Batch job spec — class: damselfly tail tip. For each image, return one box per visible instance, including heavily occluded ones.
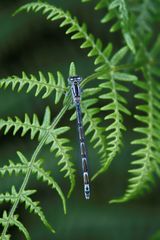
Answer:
[84,184,90,200]
[85,193,90,200]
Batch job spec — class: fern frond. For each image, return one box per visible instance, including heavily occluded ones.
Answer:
[0,150,68,237]
[18,151,67,213]
[82,99,106,156]
[0,186,55,233]
[111,69,160,203]
[16,2,139,178]
[0,93,74,236]
[22,191,55,234]
[48,127,75,197]
[93,47,137,179]
[0,106,51,139]
[132,0,158,36]
[0,186,55,234]
[0,234,10,240]
[0,151,66,213]
[0,211,31,240]
[82,0,135,53]
[15,1,112,68]
[0,71,66,103]
[0,106,75,195]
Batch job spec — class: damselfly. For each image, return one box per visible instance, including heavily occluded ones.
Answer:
[68,76,90,200]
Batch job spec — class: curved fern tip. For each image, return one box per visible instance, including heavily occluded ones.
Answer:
[91,173,98,182]
[63,206,67,215]
[109,197,128,204]
[69,62,77,76]
[13,4,25,17]
[50,228,56,234]
[91,166,109,181]
[67,183,75,199]
[109,199,121,204]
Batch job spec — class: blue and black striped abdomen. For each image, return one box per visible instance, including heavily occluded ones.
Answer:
[76,104,90,200]
[69,76,90,200]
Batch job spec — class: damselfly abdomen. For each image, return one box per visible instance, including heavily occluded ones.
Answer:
[68,76,90,200]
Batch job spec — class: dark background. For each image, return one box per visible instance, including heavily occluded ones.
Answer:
[0,0,160,239]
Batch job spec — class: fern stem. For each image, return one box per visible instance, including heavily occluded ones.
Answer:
[1,95,71,237]
[81,72,103,87]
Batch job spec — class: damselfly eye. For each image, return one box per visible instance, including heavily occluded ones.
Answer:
[68,77,74,82]
[68,76,82,82]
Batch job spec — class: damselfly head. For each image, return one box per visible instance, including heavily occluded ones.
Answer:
[68,76,82,84]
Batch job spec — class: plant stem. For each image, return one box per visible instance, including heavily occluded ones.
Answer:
[1,94,71,237]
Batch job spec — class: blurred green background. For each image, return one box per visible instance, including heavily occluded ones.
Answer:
[0,0,160,239]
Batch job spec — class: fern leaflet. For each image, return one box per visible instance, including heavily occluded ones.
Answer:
[0,71,67,103]
[81,0,135,53]
[14,1,112,69]
[111,68,160,203]
[131,0,159,37]
[0,186,55,234]
[0,211,31,240]
[0,106,75,195]
[93,47,137,179]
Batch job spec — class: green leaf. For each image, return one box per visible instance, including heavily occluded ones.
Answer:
[111,71,160,203]
[69,62,77,76]
[113,72,137,81]
[111,46,128,65]
[0,211,31,240]
[0,107,75,199]
[15,2,111,68]
[0,187,55,234]
[83,0,135,53]
[0,71,67,103]
[92,67,133,179]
